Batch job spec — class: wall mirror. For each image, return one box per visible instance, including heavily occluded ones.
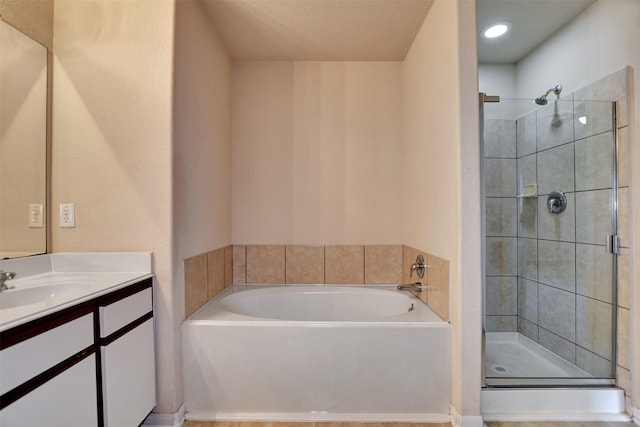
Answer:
[0,17,47,259]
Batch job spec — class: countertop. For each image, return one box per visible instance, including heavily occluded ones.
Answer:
[0,253,152,332]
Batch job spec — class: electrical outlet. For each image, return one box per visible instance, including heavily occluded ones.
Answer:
[29,204,44,228]
[59,203,75,228]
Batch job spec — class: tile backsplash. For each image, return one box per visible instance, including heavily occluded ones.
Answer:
[235,244,404,286]
[185,244,450,321]
[184,245,233,318]
[324,245,365,284]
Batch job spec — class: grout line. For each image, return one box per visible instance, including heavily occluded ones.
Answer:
[362,245,366,284]
[323,245,326,284]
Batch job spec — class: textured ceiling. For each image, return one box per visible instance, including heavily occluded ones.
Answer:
[477,0,595,63]
[201,0,434,61]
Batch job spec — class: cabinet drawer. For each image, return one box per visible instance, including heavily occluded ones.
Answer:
[0,314,93,395]
[99,287,152,338]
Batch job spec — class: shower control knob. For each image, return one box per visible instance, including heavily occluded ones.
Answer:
[547,191,567,214]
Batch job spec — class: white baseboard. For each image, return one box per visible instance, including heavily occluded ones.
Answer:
[187,411,450,423]
[141,404,185,427]
[450,405,484,427]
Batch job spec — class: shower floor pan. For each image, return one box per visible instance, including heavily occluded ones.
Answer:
[485,332,591,379]
[483,332,627,422]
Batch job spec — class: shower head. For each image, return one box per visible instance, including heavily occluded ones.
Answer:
[534,84,562,105]
[534,96,548,105]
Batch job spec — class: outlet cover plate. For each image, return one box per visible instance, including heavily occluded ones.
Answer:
[60,203,75,228]
[29,203,44,228]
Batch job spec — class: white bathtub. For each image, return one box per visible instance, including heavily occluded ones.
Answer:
[182,285,451,423]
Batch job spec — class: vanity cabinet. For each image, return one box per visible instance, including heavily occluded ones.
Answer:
[99,285,155,427]
[0,278,155,427]
[0,311,98,427]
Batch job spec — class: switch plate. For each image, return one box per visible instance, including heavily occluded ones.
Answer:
[29,204,44,228]
[60,203,75,228]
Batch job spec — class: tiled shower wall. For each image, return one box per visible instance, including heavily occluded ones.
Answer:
[484,67,632,381]
[185,244,450,321]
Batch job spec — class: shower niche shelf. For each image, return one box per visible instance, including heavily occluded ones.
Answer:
[516,183,538,198]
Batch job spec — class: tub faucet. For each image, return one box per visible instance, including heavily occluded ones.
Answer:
[397,282,423,293]
[0,270,16,292]
[410,254,427,279]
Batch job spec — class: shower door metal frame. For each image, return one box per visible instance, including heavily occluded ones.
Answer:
[480,96,619,388]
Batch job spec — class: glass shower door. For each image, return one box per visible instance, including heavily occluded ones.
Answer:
[482,96,618,386]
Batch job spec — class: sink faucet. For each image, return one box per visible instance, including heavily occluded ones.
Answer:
[0,270,16,292]
[397,282,423,293]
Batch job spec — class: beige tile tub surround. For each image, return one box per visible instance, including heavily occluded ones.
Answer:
[403,245,450,321]
[426,253,450,321]
[286,245,325,284]
[184,253,208,318]
[246,245,286,283]
[224,246,233,287]
[325,245,365,284]
[364,245,403,284]
[207,248,226,300]
[233,245,247,284]
[184,245,233,318]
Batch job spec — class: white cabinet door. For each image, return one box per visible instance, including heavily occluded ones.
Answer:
[0,355,98,427]
[0,314,93,394]
[102,319,155,427]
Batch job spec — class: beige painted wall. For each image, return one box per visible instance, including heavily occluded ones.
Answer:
[231,61,404,245]
[51,0,177,413]
[403,0,481,418]
[172,0,232,403]
[456,0,482,417]
[174,1,231,260]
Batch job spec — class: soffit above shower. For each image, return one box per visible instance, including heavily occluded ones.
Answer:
[477,0,595,64]
[200,0,434,61]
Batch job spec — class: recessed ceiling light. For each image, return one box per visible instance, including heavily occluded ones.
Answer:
[483,21,512,39]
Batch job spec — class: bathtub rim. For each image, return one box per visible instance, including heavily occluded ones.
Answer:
[184,283,447,325]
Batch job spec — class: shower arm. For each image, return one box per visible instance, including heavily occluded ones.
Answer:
[543,85,562,98]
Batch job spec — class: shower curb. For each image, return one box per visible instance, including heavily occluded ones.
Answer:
[481,388,629,422]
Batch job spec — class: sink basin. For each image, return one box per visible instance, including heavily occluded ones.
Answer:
[0,283,94,309]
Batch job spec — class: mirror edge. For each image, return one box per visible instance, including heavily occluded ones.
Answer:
[0,1,53,259]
